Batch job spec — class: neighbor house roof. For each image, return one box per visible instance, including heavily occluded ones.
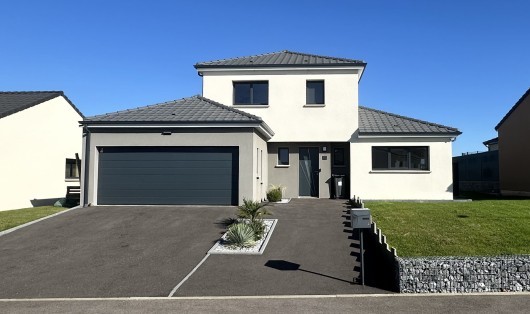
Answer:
[0,91,84,119]
[495,87,530,130]
[82,95,273,135]
[483,137,498,146]
[194,50,366,69]
[359,106,461,136]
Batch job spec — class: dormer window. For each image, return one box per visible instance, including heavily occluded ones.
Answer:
[233,81,268,105]
[306,80,325,105]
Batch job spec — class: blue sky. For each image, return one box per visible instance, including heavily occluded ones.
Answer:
[1,0,529,156]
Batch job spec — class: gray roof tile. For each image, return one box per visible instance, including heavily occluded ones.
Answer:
[83,95,263,124]
[0,91,83,119]
[359,106,461,135]
[195,50,366,68]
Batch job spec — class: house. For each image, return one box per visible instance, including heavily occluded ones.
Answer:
[495,87,530,196]
[0,91,84,211]
[483,137,498,151]
[80,51,461,206]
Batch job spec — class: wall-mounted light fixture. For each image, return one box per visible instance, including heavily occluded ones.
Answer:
[322,146,327,152]
[162,131,172,136]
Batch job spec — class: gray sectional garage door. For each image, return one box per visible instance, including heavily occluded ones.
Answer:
[97,147,238,205]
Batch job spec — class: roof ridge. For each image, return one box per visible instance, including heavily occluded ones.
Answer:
[0,91,63,94]
[282,50,364,63]
[196,95,262,121]
[195,51,282,66]
[359,105,460,132]
[495,86,530,130]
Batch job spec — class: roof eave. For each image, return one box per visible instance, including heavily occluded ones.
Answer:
[358,132,461,138]
[194,63,367,70]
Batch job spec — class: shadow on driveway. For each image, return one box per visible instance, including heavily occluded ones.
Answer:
[173,199,390,296]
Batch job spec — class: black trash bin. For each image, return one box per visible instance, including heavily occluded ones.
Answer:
[332,174,346,199]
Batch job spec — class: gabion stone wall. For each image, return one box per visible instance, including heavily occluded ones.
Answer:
[398,256,530,293]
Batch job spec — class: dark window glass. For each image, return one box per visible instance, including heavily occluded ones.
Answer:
[65,158,80,179]
[372,147,389,170]
[234,81,268,105]
[371,147,429,170]
[333,148,345,166]
[278,147,289,165]
[306,80,324,104]
[389,148,409,169]
[234,83,251,104]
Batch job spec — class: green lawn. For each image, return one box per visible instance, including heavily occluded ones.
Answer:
[366,198,530,257]
[0,206,67,232]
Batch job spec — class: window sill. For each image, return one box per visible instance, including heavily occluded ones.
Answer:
[275,165,290,168]
[303,104,325,108]
[65,178,80,182]
[233,105,269,108]
[369,170,431,174]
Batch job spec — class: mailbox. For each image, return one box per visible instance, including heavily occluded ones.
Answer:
[351,208,371,229]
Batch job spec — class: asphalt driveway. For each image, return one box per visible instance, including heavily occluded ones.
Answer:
[173,199,387,296]
[0,199,388,298]
[0,205,233,298]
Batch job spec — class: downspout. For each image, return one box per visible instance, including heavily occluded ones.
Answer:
[82,125,91,207]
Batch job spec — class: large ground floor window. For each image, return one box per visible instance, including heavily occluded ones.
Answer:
[372,146,429,170]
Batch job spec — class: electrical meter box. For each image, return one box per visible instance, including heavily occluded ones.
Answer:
[351,208,371,229]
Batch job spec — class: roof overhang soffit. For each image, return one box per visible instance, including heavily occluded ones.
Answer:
[81,122,275,140]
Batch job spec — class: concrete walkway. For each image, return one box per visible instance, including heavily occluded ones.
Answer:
[174,199,386,296]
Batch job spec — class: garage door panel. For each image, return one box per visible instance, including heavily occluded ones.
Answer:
[99,160,233,169]
[99,167,234,176]
[100,152,233,162]
[98,176,234,191]
[97,147,238,205]
[98,188,232,198]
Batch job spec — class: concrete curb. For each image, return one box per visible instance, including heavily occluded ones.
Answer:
[0,205,82,238]
[0,291,529,302]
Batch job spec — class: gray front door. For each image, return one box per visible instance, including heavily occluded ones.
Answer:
[97,146,238,205]
[299,147,319,197]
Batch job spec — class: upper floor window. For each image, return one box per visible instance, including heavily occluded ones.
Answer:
[306,80,324,104]
[233,81,268,105]
[372,146,429,170]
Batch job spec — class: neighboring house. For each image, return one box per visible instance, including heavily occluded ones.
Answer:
[483,137,498,151]
[495,87,530,196]
[452,150,499,196]
[80,51,461,206]
[0,91,84,211]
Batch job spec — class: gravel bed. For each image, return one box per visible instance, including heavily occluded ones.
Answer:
[209,219,277,255]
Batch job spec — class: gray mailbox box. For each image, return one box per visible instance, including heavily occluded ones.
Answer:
[351,208,371,229]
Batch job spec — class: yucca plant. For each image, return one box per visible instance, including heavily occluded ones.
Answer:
[237,199,271,222]
[225,223,256,248]
[248,220,266,240]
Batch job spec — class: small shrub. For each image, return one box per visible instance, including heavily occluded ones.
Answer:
[226,223,256,248]
[267,187,282,202]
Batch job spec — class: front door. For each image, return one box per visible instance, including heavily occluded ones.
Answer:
[299,147,319,197]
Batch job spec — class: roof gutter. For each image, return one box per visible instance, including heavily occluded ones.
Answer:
[81,122,275,140]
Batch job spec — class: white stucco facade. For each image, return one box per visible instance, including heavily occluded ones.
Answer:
[0,96,83,211]
[350,138,455,200]
[201,68,361,142]
[197,62,459,201]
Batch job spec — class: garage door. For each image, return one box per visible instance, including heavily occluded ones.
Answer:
[97,147,238,205]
